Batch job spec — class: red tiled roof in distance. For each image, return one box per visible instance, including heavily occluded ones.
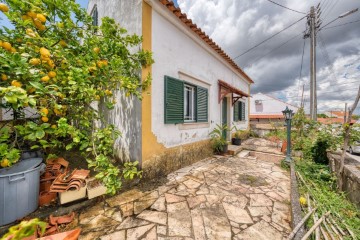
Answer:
[158,0,254,84]
[250,114,284,119]
[317,118,356,125]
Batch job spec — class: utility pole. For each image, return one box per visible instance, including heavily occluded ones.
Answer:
[309,6,317,121]
[300,84,305,108]
[344,103,348,123]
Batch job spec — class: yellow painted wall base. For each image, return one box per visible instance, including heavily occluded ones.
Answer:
[142,140,213,179]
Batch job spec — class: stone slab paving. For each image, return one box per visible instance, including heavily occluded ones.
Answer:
[76,155,291,240]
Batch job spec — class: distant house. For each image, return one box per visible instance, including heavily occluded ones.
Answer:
[87,0,254,178]
[250,93,298,125]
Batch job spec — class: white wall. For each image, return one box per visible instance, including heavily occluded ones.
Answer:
[250,93,298,115]
[151,8,250,148]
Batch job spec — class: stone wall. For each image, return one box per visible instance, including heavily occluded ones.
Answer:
[327,152,360,207]
[142,140,213,179]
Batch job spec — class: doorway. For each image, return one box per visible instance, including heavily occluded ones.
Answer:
[222,97,228,138]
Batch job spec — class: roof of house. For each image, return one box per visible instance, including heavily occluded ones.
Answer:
[159,0,254,84]
[250,114,284,119]
[317,118,356,125]
[326,111,346,117]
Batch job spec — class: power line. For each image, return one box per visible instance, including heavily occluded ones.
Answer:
[265,0,307,14]
[322,19,360,30]
[244,32,303,68]
[233,15,307,60]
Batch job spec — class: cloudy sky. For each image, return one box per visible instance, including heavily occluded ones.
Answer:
[175,0,360,113]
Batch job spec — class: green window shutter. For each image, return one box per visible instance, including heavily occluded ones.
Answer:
[164,76,184,124]
[233,101,239,121]
[196,86,208,122]
[241,101,246,121]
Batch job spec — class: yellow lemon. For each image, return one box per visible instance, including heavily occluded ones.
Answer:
[41,75,50,82]
[33,19,45,31]
[105,89,112,96]
[27,87,36,93]
[36,13,46,23]
[40,47,50,57]
[26,11,37,18]
[93,47,100,54]
[26,28,36,37]
[41,116,49,122]
[10,47,16,53]
[40,108,49,115]
[299,197,307,206]
[51,125,57,129]
[0,3,9,12]
[2,42,12,51]
[22,15,32,21]
[59,40,67,47]
[1,159,9,168]
[1,74,8,81]
[48,71,56,78]
[29,58,41,66]
[11,80,21,87]
[53,108,61,116]
[95,95,100,100]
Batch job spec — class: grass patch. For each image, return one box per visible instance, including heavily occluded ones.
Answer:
[296,159,360,239]
[237,174,268,187]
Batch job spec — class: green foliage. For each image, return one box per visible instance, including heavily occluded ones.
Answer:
[317,113,328,118]
[0,0,151,193]
[123,161,142,180]
[1,218,47,240]
[296,159,360,238]
[210,124,228,153]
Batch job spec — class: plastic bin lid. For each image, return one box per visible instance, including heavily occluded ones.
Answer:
[0,158,42,176]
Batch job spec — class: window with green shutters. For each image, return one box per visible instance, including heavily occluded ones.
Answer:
[233,100,246,121]
[164,75,208,124]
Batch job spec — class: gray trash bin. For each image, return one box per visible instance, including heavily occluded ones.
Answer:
[0,158,44,226]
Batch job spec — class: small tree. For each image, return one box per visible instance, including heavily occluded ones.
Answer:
[0,0,153,194]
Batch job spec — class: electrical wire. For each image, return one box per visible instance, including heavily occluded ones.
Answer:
[321,0,339,23]
[322,19,360,30]
[265,0,307,14]
[233,15,307,60]
[243,32,303,68]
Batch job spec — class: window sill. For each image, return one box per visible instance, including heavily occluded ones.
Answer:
[178,122,210,130]
[233,120,247,123]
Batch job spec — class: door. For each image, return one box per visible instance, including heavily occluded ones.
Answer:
[222,98,228,138]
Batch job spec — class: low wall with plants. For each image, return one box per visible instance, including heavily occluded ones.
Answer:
[327,152,360,207]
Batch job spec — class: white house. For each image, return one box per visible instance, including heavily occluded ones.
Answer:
[87,0,254,177]
[250,93,298,125]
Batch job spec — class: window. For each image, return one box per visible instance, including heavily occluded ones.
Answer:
[91,5,98,26]
[164,76,208,124]
[184,85,195,121]
[233,100,246,121]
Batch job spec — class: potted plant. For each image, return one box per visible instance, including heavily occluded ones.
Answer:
[210,124,229,154]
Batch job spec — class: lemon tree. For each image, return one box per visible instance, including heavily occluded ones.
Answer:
[0,0,153,194]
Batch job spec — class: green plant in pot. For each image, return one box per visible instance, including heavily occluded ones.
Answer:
[210,124,229,154]
[231,126,249,146]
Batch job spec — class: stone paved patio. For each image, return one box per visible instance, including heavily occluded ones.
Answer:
[76,154,291,240]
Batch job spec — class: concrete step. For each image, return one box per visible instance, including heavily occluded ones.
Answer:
[237,150,250,158]
[227,145,243,156]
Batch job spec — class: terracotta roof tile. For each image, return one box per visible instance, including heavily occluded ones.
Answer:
[250,114,284,119]
[317,118,356,124]
[159,0,254,84]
